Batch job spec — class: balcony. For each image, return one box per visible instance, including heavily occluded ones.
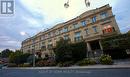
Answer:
[102,27,119,37]
[41,46,46,50]
[102,27,115,34]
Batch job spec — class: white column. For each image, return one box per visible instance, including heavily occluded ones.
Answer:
[99,40,103,50]
[86,42,92,58]
[99,40,103,54]
[87,42,91,51]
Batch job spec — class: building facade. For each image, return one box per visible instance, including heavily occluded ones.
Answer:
[21,4,120,58]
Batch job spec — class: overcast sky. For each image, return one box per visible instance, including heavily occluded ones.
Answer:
[0,0,130,51]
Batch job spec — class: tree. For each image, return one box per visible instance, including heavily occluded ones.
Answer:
[54,38,72,62]
[127,30,130,34]
[54,38,87,63]
[1,49,13,58]
[71,41,87,61]
[0,52,1,58]
[9,50,22,64]
[101,33,130,49]
[9,50,31,65]
[101,33,130,59]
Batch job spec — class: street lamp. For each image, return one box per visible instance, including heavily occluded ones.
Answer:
[20,31,36,67]
[64,0,69,8]
[64,0,90,8]
[85,0,90,7]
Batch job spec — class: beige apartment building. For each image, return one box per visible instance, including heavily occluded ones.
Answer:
[21,4,120,58]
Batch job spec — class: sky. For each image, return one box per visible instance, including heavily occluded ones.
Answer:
[0,0,130,51]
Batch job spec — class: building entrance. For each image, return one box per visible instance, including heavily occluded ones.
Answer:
[87,40,103,58]
[90,40,101,50]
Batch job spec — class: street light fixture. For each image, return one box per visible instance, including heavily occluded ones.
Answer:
[20,31,36,67]
[64,0,69,8]
[85,0,90,7]
[64,0,90,8]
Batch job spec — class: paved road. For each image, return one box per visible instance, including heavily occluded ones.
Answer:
[0,68,130,77]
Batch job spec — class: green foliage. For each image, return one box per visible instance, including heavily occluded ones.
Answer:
[101,33,130,59]
[18,63,31,67]
[99,55,113,65]
[54,38,73,62]
[36,59,56,67]
[9,51,22,64]
[0,52,1,58]
[8,63,17,67]
[54,39,87,63]
[76,58,96,66]
[9,50,31,65]
[57,61,74,67]
[101,34,130,49]
[1,49,14,58]
[127,30,130,34]
[103,48,128,59]
[71,42,87,61]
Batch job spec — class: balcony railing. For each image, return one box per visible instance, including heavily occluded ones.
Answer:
[102,27,115,34]
[41,46,46,50]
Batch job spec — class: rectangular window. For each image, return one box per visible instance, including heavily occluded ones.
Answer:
[85,29,89,35]
[63,27,68,32]
[50,32,53,37]
[64,35,69,40]
[75,31,81,37]
[81,20,87,26]
[48,33,51,37]
[42,42,45,45]
[52,31,55,36]
[48,44,53,49]
[75,31,82,42]
[56,30,59,35]
[92,16,96,23]
[45,35,48,39]
[73,23,80,29]
[92,26,98,33]
[41,45,46,49]
[59,29,63,34]
[41,35,45,40]
[100,12,108,19]
[48,40,52,44]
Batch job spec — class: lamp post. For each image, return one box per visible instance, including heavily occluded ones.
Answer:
[20,32,35,67]
[64,0,90,8]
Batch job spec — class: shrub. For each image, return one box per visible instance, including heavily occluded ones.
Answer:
[99,55,113,65]
[54,39,87,63]
[57,62,63,67]
[8,63,17,67]
[36,59,56,67]
[103,48,128,59]
[57,61,74,67]
[18,63,31,67]
[36,60,44,67]
[76,58,96,66]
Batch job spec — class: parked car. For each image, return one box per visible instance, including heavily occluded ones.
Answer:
[0,64,7,69]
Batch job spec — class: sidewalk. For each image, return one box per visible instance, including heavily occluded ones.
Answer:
[5,64,130,70]
[4,59,130,69]
[114,58,130,65]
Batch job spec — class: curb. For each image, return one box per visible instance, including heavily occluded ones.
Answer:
[3,65,130,70]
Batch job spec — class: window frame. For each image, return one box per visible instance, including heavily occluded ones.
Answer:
[92,26,98,33]
[92,16,96,23]
[81,20,87,26]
